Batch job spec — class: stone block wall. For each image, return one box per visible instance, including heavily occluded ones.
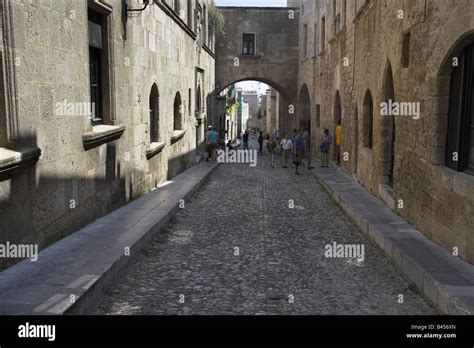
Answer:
[295,0,474,264]
[0,0,215,268]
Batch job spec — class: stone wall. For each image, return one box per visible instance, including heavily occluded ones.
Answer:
[0,0,215,268]
[215,6,299,137]
[295,0,474,264]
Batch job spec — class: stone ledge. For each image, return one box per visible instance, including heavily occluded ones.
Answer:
[0,161,218,314]
[311,158,474,315]
[146,142,166,160]
[82,125,126,150]
[171,130,186,144]
[0,146,41,181]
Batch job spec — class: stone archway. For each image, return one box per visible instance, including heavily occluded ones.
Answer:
[380,61,396,187]
[218,78,295,136]
[333,91,342,160]
[298,84,311,130]
[352,102,359,174]
[215,7,299,137]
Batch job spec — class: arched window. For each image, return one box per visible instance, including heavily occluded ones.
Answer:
[381,62,396,187]
[334,90,341,126]
[149,84,159,143]
[363,90,374,150]
[174,92,183,131]
[446,41,474,174]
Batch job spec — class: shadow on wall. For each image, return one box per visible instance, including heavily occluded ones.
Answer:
[0,133,130,271]
[0,130,209,271]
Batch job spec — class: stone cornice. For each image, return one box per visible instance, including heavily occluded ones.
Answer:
[82,125,126,150]
[0,146,41,181]
[146,142,166,160]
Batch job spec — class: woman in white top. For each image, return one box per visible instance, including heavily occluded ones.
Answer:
[280,134,293,168]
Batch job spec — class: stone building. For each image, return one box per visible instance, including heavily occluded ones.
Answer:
[0,0,216,267]
[215,6,299,137]
[242,90,258,118]
[293,0,474,264]
[265,87,278,133]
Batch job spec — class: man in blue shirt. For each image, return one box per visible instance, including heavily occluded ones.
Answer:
[293,129,305,175]
[208,127,219,161]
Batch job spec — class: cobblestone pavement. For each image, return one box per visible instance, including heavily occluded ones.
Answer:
[94,137,436,315]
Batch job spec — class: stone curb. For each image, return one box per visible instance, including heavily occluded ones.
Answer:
[310,159,474,315]
[0,161,218,315]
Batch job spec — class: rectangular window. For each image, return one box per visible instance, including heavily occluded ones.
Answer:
[335,13,341,34]
[303,24,308,58]
[342,0,346,30]
[314,23,318,56]
[446,43,474,174]
[88,9,103,123]
[401,32,410,68]
[88,1,113,125]
[188,88,192,117]
[321,17,326,53]
[174,0,180,14]
[203,5,207,46]
[187,0,192,27]
[242,34,255,55]
[316,104,321,128]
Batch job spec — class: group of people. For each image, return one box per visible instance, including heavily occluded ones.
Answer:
[261,128,313,175]
[206,123,343,173]
[258,123,342,174]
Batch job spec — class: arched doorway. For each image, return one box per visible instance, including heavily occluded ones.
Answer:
[362,90,374,150]
[217,78,294,137]
[333,91,342,160]
[298,84,311,130]
[352,102,359,174]
[381,61,396,187]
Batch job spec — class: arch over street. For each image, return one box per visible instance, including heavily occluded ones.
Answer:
[215,6,300,134]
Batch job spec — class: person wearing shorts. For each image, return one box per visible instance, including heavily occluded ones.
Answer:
[208,127,219,161]
[293,129,305,175]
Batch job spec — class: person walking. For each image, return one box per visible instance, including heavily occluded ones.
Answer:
[280,133,293,168]
[266,136,277,168]
[335,121,342,165]
[293,129,305,175]
[205,125,212,162]
[320,129,333,167]
[219,129,226,150]
[302,128,314,170]
[258,131,264,154]
[208,127,219,161]
[243,131,249,151]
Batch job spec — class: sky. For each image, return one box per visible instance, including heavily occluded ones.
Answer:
[237,81,270,96]
[215,0,287,7]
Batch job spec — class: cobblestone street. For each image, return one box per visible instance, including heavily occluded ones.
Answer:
[94,138,436,315]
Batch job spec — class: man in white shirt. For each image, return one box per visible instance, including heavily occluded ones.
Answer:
[280,133,293,168]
